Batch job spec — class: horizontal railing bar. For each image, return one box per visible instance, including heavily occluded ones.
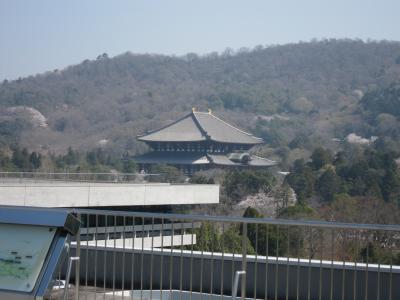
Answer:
[71,244,400,272]
[0,183,182,186]
[0,171,160,176]
[0,183,217,187]
[72,208,400,232]
[80,222,201,234]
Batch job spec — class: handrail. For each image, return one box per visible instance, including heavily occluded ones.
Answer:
[0,171,185,184]
[0,171,158,176]
[80,222,201,234]
[67,209,400,299]
[71,208,400,231]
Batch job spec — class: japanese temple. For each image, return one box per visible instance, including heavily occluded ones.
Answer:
[134,109,276,174]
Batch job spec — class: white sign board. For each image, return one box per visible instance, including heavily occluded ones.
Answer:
[0,223,55,292]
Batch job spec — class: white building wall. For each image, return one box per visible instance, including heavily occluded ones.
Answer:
[0,182,219,207]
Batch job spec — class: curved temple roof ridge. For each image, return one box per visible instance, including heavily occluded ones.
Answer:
[193,111,257,137]
[138,110,263,144]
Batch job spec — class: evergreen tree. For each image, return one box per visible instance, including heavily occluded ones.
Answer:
[242,207,287,256]
[311,147,333,170]
[316,169,341,201]
[64,147,79,165]
[381,169,400,204]
[29,152,41,169]
[286,159,315,203]
[86,151,98,166]
[12,147,30,170]
[223,170,275,201]
[122,156,137,173]
[147,164,183,183]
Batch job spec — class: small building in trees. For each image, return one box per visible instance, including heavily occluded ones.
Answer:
[134,109,276,174]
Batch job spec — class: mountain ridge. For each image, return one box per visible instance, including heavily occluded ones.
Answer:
[1,39,400,162]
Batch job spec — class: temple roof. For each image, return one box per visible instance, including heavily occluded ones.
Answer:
[133,152,277,167]
[138,110,263,144]
[207,154,277,167]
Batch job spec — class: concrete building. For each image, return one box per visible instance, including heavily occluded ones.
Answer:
[0,179,219,208]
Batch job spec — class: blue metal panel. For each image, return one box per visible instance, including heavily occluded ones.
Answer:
[0,206,80,234]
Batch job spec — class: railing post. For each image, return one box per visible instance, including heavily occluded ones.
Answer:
[241,222,247,300]
[232,271,246,300]
[75,213,81,299]
[64,256,80,300]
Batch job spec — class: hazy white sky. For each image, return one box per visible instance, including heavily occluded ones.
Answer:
[1,0,399,80]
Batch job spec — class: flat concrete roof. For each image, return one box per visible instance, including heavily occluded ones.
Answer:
[0,181,219,208]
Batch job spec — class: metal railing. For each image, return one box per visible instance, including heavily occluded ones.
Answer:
[0,171,185,184]
[51,209,400,300]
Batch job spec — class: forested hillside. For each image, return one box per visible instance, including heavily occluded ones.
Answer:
[1,39,400,165]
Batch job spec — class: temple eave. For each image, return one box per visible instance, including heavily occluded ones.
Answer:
[133,152,277,168]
